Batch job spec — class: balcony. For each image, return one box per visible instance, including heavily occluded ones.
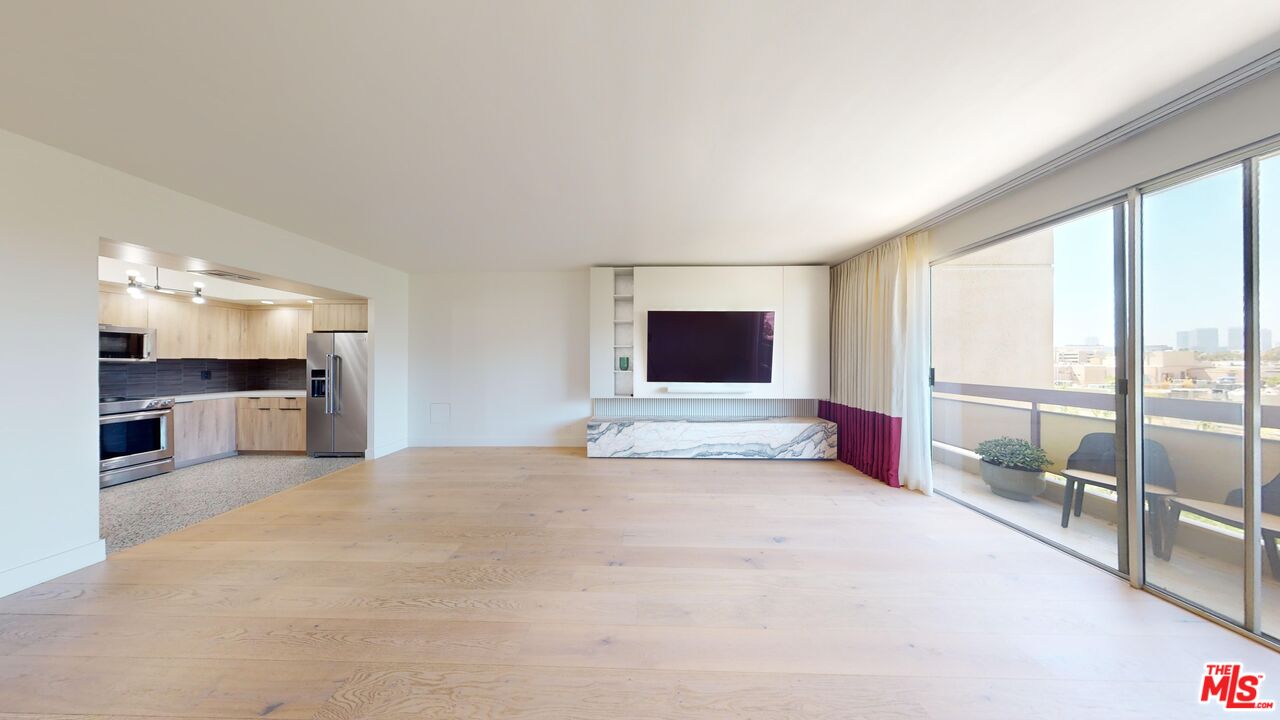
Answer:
[933,381,1280,635]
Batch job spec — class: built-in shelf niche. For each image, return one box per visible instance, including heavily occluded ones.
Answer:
[612,268,634,396]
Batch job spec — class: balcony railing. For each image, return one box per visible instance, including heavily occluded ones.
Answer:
[932,381,1275,446]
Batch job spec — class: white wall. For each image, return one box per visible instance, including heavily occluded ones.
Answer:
[930,70,1280,258]
[0,128,410,597]
[409,271,590,446]
[630,266,830,399]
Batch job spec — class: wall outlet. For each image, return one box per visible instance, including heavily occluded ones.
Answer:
[200,370,211,380]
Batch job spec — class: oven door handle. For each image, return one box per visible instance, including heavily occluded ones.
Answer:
[99,409,172,425]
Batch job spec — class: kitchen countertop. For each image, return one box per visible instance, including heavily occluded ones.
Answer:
[173,389,306,403]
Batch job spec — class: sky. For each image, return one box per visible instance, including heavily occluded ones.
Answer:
[1052,157,1280,349]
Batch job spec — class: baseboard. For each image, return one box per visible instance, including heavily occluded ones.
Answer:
[372,438,409,458]
[0,539,105,599]
[410,434,584,448]
[174,450,238,469]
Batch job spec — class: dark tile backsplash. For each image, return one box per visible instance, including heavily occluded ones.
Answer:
[99,359,305,399]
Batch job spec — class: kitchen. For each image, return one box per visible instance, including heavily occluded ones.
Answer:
[97,255,370,551]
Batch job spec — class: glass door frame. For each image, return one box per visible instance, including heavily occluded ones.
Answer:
[928,195,1131,578]
[931,130,1280,650]
[1130,141,1275,641]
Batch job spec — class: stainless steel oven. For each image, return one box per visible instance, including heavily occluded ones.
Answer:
[99,324,156,363]
[99,396,174,487]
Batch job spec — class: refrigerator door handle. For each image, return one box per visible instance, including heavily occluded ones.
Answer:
[325,353,335,414]
[333,354,342,415]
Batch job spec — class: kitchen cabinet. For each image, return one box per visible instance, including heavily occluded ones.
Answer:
[196,305,246,359]
[98,290,149,327]
[236,396,306,451]
[173,398,237,467]
[154,297,246,360]
[148,295,201,359]
[100,287,310,360]
[243,307,311,359]
[311,302,368,332]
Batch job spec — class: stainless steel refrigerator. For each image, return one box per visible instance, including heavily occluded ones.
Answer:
[307,332,368,456]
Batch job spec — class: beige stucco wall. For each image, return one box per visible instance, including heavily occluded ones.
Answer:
[931,228,1055,389]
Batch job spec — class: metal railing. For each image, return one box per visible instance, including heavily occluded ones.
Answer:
[932,381,1274,445]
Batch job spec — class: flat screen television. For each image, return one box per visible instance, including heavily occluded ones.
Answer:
[647,310,774,383]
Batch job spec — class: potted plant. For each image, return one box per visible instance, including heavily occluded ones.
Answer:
[974,437,1051,502]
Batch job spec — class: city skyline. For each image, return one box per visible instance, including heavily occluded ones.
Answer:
[1053,160,1280,348]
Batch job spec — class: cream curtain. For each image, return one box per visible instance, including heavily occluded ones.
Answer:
[823,231,933,494]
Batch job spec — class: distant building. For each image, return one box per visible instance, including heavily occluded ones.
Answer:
[1144,350,1212,385]
[1226,326,1272,352]
[1176,327,1219,352]
[1054,345,1109,365]
[1056,363,1112,387]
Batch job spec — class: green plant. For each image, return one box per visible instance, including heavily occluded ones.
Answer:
[974,437,1051,472]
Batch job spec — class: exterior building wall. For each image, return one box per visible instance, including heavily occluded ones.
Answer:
[932,228,1055,389]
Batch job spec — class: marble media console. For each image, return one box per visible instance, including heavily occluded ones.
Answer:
[586,415,837,460]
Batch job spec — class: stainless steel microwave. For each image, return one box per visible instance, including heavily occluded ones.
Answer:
[99,324,156,362]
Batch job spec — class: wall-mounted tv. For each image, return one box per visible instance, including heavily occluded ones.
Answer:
[647,310,774,383]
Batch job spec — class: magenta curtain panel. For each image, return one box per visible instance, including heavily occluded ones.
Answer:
[821,232,933,493]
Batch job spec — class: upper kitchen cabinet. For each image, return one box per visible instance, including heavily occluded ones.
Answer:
[143,293,250,360]
[311,302,368,332]
[243,307,311,359]
[148,295,201,358]
[196,304,246,359]
[98,289,149,327]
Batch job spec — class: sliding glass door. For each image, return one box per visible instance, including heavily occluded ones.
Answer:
[1258,152,1280,640]
[931,204,1127,571]
[1140,165,1245,623]
[931,140,1280,646]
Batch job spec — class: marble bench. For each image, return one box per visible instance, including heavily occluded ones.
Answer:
[586,415,837,460]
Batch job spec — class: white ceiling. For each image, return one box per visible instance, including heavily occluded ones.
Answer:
[2,2,1279,272]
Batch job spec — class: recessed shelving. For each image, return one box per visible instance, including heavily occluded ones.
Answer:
[611,268,635,397]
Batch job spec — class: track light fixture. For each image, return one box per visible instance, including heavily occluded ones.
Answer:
[125,266,207,304]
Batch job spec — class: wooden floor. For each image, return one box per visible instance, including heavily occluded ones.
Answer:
[0,448,1275,719]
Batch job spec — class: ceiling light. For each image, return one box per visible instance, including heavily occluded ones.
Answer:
[306,299,314,304]
[260,300,274,304]
[124,266,210,305]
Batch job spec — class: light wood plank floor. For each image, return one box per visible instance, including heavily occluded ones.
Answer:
[0,447,1275,719]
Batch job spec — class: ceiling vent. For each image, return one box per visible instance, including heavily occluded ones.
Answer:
[189,268,262,282]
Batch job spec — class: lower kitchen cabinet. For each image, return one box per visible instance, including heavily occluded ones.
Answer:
[236,396,306,452]
[173,398,237,467]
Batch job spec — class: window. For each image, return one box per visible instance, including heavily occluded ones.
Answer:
[932,205,1125,570]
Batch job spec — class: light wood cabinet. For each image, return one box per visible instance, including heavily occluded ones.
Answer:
[101,286,310,360]
[196,305,246,359]
[98,291,149,327]
[236,396,306,452]
[243,307,311,359]
[148,296,201,359]
[312,302,368,332]
[173,398,237,467]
